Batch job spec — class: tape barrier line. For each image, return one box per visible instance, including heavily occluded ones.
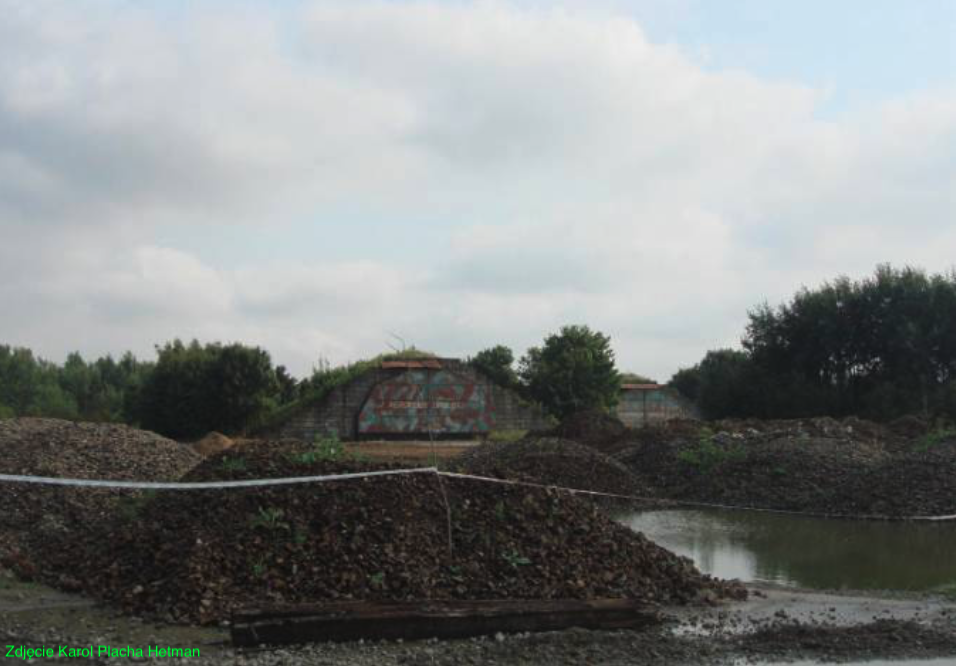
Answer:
[2,467,955,522]
[437,471,956,523]
[0,467,439,490]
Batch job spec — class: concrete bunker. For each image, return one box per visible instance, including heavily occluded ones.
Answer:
[276,358,549,441]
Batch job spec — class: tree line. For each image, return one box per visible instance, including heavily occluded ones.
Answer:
[5,263,950,436]
[0,326,624,439]
[669,264,956,422]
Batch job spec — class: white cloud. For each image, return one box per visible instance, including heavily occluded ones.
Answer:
[1,0,955,380]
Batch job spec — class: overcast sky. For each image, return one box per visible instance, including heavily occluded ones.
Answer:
[2,0,956,380]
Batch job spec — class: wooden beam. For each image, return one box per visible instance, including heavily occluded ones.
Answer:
[231,598,659,647]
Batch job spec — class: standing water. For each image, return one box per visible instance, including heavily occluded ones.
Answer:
[619,509,956,593]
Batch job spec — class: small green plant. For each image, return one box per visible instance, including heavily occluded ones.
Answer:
[677,427,746,473]
[501,550,531,568]
[219,456,247,472]
[916,428,956,452]
[287,436,355,464]
[251,561,266,578]
[494,500,507,522]
[249,506,289,531]
[368,572,386,589]
[116,490,157,521]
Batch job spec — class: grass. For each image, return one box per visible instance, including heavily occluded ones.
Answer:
[487,429,528,443]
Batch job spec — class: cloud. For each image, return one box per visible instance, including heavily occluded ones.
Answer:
[1,0,955,380]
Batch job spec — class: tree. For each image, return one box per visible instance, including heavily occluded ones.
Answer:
[138,340,278,439]
[470,345,518,388]
[519,325,621,419]
[740,265,956,419]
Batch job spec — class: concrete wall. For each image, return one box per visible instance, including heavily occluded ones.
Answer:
[277,360,549,441]
[616,386,697,427]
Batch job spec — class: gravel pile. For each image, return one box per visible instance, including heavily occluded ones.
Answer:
[0,418,200,562]
[611,417,956,516]
[549,410,629,450]
[828,439,956,517]
[25,438,743,625]
[454,436,645,499]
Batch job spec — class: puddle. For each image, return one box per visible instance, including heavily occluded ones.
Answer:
[619,509,956,592]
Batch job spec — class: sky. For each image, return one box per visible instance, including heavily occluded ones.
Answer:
[2,0,956,381]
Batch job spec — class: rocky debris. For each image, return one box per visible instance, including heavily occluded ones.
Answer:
[454,436,646,500]
[548,410,629,450]
[23,439,743,625]
[0,418,200,559]
[733,619,956,662]
[612,416,956,516]
[828,440,956,517]
[191,431,235,457]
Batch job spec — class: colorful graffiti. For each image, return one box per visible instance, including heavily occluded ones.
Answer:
[357,369,494,435]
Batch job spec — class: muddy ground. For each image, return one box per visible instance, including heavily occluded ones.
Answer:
[3,569,955,665]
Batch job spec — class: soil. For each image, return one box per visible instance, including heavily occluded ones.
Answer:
[2,572,954,665]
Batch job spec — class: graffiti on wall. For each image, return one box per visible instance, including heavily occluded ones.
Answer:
[616,386,696,427]
[357,369,495,435]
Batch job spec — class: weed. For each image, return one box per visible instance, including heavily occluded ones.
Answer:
[251,561,266,578]
[677,428,746,473]
[501,550,531,568]
[219,456,247,472]
[286,436,361,464]
[916,428,956,452]
[494,500,506,522]
[249,506,289,531]
[368,572,386,589]
[116,490,157,521]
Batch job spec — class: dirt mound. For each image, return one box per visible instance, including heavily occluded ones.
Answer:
[551,410,629,449]
[0,418,200,559]
[886,414,932,440]
[616,420,894,513]
[454,437,645,499]
[827,441,956,517]
[191,431,234,457]
[26,439,743,624]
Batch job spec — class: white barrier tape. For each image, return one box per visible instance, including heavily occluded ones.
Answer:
[437,470,647,501]
[437,471,956,523]
[0,467,439,490]
[2,466,954,522]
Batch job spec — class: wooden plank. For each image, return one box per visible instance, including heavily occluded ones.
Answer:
[231,598,659,647]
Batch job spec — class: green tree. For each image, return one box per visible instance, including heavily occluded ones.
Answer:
[138,340,278,439]
[470,345,518,388]
[519,325,621,419]
[738,264,956,419]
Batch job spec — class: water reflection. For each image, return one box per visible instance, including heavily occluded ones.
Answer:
[620,509,956,591]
